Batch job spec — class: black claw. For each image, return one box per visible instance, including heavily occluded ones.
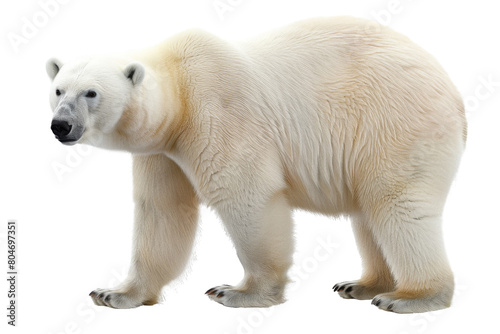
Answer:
[345,286,353,293]
[333,285,338,292]
[372,299,381,306]
[89,291,96,297]
[216,291,225,298]
[105,295,111,302]
[97,293,104,299]
[387,303,394,311]
[205,288,216,295]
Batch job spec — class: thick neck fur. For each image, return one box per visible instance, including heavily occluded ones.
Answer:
[110,31,254,197]
[112,61,185,154]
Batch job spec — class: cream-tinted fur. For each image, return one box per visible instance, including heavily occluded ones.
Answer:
[47,17,466,313]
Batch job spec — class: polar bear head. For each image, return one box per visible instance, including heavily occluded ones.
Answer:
[46,57,145,147]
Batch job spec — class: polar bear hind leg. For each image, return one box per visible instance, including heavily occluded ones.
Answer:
[360,157,458,313]
[367,187,455,313]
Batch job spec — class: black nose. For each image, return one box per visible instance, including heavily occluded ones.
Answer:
[51,120,72,138]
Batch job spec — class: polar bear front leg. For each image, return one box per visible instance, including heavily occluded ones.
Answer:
[90,154,199,308]
[206,190,294,308]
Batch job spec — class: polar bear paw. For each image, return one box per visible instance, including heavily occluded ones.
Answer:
[371,289,453,314]
[205,284,284,308]
[333,280,392,300]
[89,288,157,309]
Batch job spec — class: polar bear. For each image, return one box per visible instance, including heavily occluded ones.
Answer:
[46,17,466,313]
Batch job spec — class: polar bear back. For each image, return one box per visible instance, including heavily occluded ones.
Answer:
[139,17,466,214]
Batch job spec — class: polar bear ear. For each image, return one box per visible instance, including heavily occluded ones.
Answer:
[46,58,63,81]
[124,62,145,86]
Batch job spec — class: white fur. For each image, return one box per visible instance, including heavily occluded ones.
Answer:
[47,17,466,313]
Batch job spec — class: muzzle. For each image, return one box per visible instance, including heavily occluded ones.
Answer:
[51,103,84,145]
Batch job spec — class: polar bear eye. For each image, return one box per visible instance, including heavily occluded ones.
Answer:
[55,89,61,96]
[85,90,97,98]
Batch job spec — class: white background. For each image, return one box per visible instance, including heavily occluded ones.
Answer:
[1,0,499,333]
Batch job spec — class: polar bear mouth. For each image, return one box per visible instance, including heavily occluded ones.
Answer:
[58,138,79,145]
